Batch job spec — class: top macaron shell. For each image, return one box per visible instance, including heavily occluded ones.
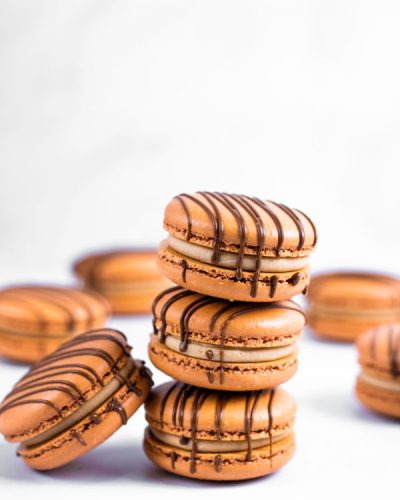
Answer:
[0,286,110,362]
[164,193,317,257]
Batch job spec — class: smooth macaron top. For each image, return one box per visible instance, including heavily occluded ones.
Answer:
[74,249,162,284]
[145,381,296,438]
[308,272,400,311]
[0,329,138,441]
[357,324,400,377]
[152,286,306,348]
[0,286,110,334]
[164,192,317,258]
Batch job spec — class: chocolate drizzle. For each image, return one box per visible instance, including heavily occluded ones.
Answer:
[173,192,316,297]
[152,286,306,385]
[369,325,400,378]
[107,397,128,425]
[0,330,137,432]
[71,429,87,446]
[156,384,275,473]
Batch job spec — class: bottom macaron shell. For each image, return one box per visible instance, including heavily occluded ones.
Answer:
[308,314,390,342]
[356,378,400,419]
[18,371,152,470]
[143,428,295,481]
[0,332,70,363]
[149,339,297,391]
[158,245,308,302]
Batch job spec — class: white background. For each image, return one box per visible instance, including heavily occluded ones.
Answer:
[0,1,399,499]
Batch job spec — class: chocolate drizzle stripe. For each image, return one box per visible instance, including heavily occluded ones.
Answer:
[296,209,318,246]
[189,389,210,474]
[179,296,220,352]
[159,381,180,429]
[267,389,275,460]
[151,286,182,333]
[245,391,264,461]
[198,192,224,264]
[175,196,192,240]
[272,202,305,250]
[388,326,400,378]
[5,378,85,401]
[107,397,128,425]
[250,198,284,254]
[22,363,103,386]
[157,289,196,342]
[0,399,62,417]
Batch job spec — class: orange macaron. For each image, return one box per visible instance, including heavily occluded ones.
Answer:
[0,328,153,470]
[307,272,400,342]
[356,324,400,419]
[144,381,296,481]
[73,249,171,315]
[149,286,305,391]
[0,285,110,363]
[158,192,317,302]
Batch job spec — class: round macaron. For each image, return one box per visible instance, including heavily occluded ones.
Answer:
[0,286,110,363]
[356,324,400,419]
[158,192,317,302]
[0,328,153,470]
[307,272,400,342]
[149,286,305,391]
[144,381,296,481]
[74,249,171,315]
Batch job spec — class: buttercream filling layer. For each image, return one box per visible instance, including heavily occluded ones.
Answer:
[359,370,400,393]
[21,357,136,449]
[167,236,308,273]
[163,335,298,363]
[150,427,288,452]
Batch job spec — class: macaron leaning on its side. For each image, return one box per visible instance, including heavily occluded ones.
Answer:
[159,192,317,302]
[0,328,153,470]
[356,324,400,418]
[149,286,305,391]
[307,272,400,342]
[144,381,296,481]
[74,249,171,315]
[0,286,110,363]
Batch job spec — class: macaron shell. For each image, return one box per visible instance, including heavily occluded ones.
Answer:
[355,377,400,419]
[19,368,152,470]
[74,250,171,314]
[149,338,297,391]
[144,428,295,481]
[164,193,316,256]
[146,383,296,433]
[0,286,110,334]
[307,313,394,342]
[152,287,305,346]
[357,325,400,373]
[308,272,400,311]
[158,243,309,302]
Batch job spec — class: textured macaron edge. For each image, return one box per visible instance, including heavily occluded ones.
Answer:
[143,428,295,481]
[355,377,400,419]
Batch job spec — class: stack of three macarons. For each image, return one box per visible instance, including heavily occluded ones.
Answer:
[144,192,317,481]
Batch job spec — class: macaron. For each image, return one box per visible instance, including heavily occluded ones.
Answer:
[0,328,153,470]
[144,381,296,481]
[158,192,317,302]
[0,286,110,363]
[356,324,400,418]
[149,286,305,391]
[307,272,400,342]
[74,249,171,315]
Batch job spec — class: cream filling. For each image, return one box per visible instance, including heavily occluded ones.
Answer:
[150,428,287,452]
[359,370,400,393]
[21,357,135,449]
[167,236,308,273]
[163,335,298,363]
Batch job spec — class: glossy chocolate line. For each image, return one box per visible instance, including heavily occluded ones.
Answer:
[267,389,275,460]
[107,397,128,425]
[57,332,130,356]
[0,399,62,417]
[157,289,196,342]
[244,391,264,461]
[151,285,182,333]
[212,192,247,280]
[180,260,188,283]
[250,197,284,255]
[159,381,180,429]
[272,202,305,250]
[231,194,265,298]
[5,378,85,402]
[179,296,220,352]
[23,363,103,386]
[189,388,210,473]
[175,196,192,240]
[215,393,229,440]
[178,194,220,262]
[199,192,224,265]
[15,369,96,390]
[296,209,318,246]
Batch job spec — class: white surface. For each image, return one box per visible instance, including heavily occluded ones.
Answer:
[0,1,399,498]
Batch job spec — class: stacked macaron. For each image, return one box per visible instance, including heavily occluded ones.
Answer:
[145,192,317,480]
